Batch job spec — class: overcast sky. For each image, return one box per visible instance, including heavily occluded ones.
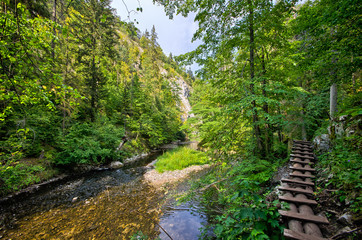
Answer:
[110,0,201,71]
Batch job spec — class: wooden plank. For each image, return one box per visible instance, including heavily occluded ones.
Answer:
[279,195,317,205]
[290,154,315,160]
[290,172,315,179]
[293,144,313,148]
[292,147,313,152]
[290,166,316,172]
[292,150,314,156]
[278,186,314,195]
[290,159,314,165]
[293,140,312,144]
[281,178,315,186]
[293,144,313,149]
[284,229,328,240]
[278,210,329,224]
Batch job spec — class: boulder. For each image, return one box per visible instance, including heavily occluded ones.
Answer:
[313,134,331,152]
[337,213,353,226]
[109,161,124,169]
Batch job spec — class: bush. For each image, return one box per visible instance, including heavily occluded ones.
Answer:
[55,121,124,165]
[317,137,362,213]
[155,147,209,172]
[0,163,44,196]
[181,157,284,239]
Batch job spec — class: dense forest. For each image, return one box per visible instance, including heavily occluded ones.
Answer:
[0,0,194,195]
[0,0,361,239]
[155,0,361,238]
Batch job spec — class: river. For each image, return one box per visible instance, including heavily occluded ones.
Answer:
[0,151,207,240]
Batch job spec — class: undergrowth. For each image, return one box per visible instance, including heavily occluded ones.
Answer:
[155,147,209,173]
[179,156,285,239]
[317,137,362,215]
[0,161,58,196]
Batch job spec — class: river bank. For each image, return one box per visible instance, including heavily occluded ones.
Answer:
[0,141,197,205]
[0,142,210,239]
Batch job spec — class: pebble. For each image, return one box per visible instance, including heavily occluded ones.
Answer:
[144,164,211,188]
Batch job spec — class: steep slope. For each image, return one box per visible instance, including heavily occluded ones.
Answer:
[0,1,194,196]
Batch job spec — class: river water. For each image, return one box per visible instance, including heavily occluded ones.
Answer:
[0,152,207,239]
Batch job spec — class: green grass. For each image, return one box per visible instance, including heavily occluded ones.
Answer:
[155,147,209,173]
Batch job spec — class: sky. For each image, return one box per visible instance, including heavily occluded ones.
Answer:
[110,0,201,71]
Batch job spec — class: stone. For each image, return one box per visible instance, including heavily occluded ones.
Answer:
[110,161,124,169]
[337,213,353,225]
[313,134,331,152]
[335,226,352,236]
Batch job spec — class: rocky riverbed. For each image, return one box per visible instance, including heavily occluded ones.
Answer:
[144,163,211,188]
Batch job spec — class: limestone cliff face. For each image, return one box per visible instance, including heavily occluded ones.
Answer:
[160,68,193,122]
[174,76,193,122]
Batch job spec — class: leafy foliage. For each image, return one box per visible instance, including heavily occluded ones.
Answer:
[55,121,124,165]
[0,0,191,195]
[0,163,44,195]
[156,0,360,238]
[181,157,284,239]
[317,136,362,213]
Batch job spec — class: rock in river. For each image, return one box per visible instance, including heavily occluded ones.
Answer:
[109,161,124,169]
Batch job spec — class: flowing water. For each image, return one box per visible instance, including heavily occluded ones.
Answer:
[0,152,206,240]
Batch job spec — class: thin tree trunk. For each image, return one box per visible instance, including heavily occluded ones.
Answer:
[90,56,96,122]
[299,78,307,140]
[51,0,57,59]
[248,1,263,155]
[301,107,307,140]
[330,83,337,140]
[330,83,337,120]
[261,47,272,155]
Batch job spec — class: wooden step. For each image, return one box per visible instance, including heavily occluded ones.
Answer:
[293,144,312,147]
[292,150,314,156]
[278,186,314,195]
[290,166,316,172]
[293,140,312,144]
[293,144,313,149]
[290,159,314,165]
[279,195,317,205]
[278,210,329,224]
[281,178,315,186]
[284,229,328,240]
[290,154,315,160]
[290,172,315,179]
[293,147,313,152]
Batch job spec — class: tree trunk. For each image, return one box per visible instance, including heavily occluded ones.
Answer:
[248,1,263,155]
[301,107,307,140]
[330,83,337,141]
[261,47,272,156]
[299,78,307,140]
[330,83,337,120]
[51,0,57,59]
[90,56,96,122]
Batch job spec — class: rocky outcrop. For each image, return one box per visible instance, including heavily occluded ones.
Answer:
[313,115,360,152]
[159,67,193,122]
[313,134,331,152]
[174,76,194,122]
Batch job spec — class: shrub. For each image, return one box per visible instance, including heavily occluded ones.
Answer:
[181,157,284,239]
[317,137,362,213]
[55,122,124,165]
[0,163,44,196]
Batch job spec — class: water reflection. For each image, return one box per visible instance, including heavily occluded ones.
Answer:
[0,151,207,240]
[159,203,205,240]
[1,176,163,239]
